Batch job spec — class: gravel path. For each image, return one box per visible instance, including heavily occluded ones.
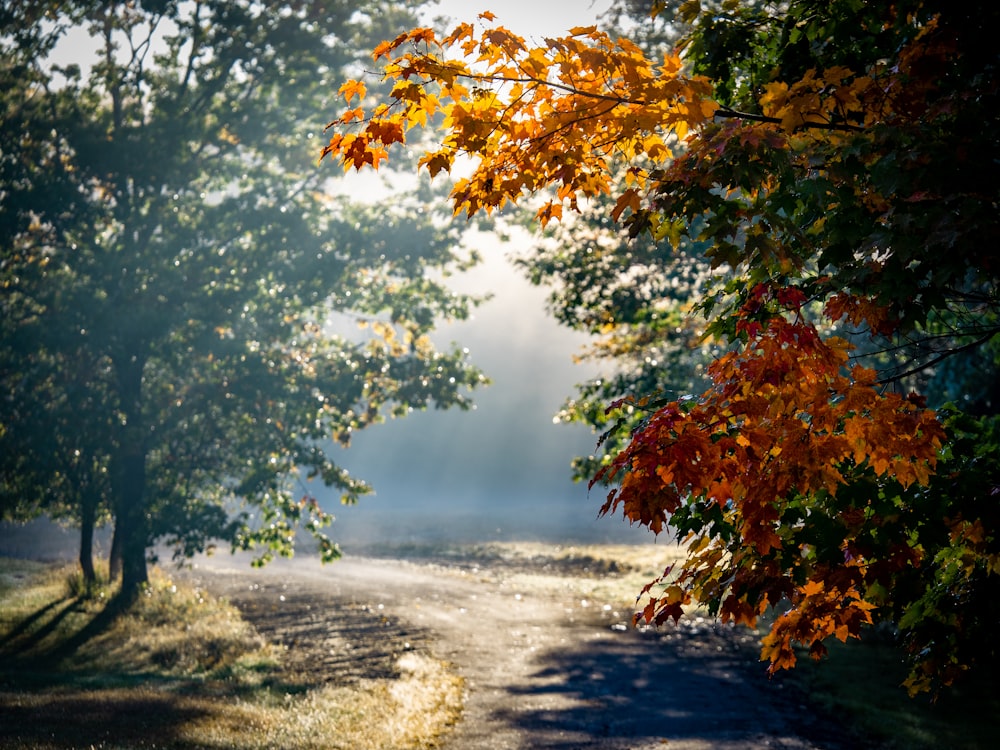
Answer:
[185,553,868,750]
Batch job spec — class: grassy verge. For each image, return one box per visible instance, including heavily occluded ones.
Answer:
[787,636,999,750]
[362,539,686,606]
[0,557,462,750]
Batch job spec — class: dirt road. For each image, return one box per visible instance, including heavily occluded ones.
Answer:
[185,553,865,750]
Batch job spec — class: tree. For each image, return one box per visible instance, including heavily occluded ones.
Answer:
[1,0,483,601]
[322,0,1000,693]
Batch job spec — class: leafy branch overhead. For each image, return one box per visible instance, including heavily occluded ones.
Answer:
[324,1,1000,696]
[323,15,717,224]
[323,12,882,227]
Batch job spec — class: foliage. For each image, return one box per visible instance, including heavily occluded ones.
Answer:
[0,0,483,598]
[322,0,1000,694]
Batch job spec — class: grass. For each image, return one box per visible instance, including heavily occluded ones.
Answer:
[0,557,463,750]
[789,637,1000,750]
[363,539,687,606]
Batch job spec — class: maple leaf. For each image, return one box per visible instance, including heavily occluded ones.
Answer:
[339,107,364,124]
[418,150,453,178]
[339,79,366,104]
[800,579,825,597]
[611,189,641,222]
[535,201,563,227]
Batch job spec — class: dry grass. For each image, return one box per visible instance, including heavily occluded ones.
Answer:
[0,657,463,750]
[475,540,682,574]
[0,560,274,681]
[0,557,463,750]
[173,653,464,750]
[485,541,688,614]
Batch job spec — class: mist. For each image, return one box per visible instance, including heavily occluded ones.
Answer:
[321,0,647,549]
[327,229,654,548]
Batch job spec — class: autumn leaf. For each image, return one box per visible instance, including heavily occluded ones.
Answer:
[338,79,366,104]
[800,579,825,597]
[418,150,453,178]
[611,189,641,222]
[322,19,714,218]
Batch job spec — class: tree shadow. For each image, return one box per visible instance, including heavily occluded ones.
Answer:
[0,692,212,749]
[0,596,75,651]
[228,586,436,688]
[39,596,124,665]
[0,594,124,677]
[494,621,865,749]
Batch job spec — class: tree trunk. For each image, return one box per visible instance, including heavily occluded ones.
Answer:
[113,355,149,603]
[108,520,122,582]
[114,444,149,602]
[79,489,97,586]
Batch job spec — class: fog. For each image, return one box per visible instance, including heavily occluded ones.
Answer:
[430,0,614,39]
[328,229,654,548]
[329,0,646,548]
[0,234,654,561]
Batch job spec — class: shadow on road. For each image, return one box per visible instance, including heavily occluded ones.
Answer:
[494,623,861,750]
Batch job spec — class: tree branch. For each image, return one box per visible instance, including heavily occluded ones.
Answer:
[877,333,996,386]
[712,107,865,132]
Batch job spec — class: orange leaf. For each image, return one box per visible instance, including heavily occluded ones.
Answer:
[339,79,366,104]
[611,189,641,222]
[800,579,824,597]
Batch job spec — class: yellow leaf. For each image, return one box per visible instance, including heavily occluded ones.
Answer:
[419,151,453,178]
[218,126,240,145]
[339,107,364,124]
[536,201,563,227]
[760,81,789,116]
[678,0,701,22]
[656,464,675,485]
[663,584,686,604]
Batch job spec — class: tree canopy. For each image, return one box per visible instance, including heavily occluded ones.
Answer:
[1,0,483,600]
[322,0,1000,694]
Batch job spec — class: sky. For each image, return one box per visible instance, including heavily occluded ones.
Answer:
[322,0,656,547]
[427,0,613,37]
